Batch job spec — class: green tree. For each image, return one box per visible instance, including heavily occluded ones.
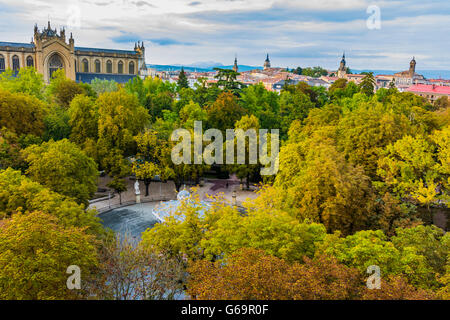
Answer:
[179,101,208,129]
[377,133,449,208]
[320,228,440,290]
[22,139,98,206]
[89,78,119,95]
[271,137,376,234]
[0,168,102,233]
[0,67,45,99]
[96,89,149,173]
[337,102,411,177]
[68,94,99,145]
[0,88,46,136]
[177,67,189,90]
[107,176,127,205]
[359,72,376,96]
[43,105,71,141]
[213,68,244,94]
[227,114,261,189]
[0,211,98,300]
[46,69,85,108]
[206,91,245,131]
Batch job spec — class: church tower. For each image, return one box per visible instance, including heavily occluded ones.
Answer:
[409,57,416,78]
[233,55,238,72]
[337,52,347,78]
[264,53,271,70]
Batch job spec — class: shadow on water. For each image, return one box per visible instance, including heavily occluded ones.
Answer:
[98,202,160,240]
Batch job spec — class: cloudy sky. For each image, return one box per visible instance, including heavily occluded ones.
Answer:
[0,0,449,71]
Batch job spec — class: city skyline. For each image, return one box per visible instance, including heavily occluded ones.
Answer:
[0,0,449,71]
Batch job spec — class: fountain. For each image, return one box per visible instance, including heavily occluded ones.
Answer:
[98,188,210,239]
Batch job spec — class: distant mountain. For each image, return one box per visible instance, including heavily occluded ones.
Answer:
[185,61,224,69]
[148,64,211,72]
[148,64,263,73]
[352,69,450,79]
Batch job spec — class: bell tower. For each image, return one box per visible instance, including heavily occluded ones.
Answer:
[337,52,347,78]
[409,57,416,78]
[264,53,271,70]
[233,55,238,72]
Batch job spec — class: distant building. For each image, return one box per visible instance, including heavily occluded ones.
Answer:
[375,75,395,89]
[406,84,450,102]
[264,53,271,70]
[0,21,145,83]
[307,78,329,88]
[337,52,347,78]
[232,56,238,72]
[346,74,365,84]
[272,79,300,92]
[394,57,425,90]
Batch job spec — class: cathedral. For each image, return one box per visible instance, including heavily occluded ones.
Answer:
[0,22,146,83]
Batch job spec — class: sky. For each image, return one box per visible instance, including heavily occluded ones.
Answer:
[0,0,449,71]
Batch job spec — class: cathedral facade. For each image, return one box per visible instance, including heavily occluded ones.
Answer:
[0,22,146,83]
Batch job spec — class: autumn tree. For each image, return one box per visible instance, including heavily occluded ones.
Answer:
[362,275,435,300]
[68,94,99,146]
[271,137,376,234]
[337,102,411,177]
[0,211,98,300]
[187,248,362,300]
[206,91,245,131]
[21,139,98,206]
[96,89,149,174]
[377,133,449,208]
[0,168,102,233]
[46,69,85,108]
[227,114,261,189]
[0,88,46,137]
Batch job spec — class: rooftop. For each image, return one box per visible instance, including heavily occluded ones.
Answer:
[407,84,450,95]
[0,41,34,48]
[75,47,137,55]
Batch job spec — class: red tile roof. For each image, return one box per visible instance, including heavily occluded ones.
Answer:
[406,84,450,95]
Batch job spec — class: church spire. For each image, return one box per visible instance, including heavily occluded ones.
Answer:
[264,53,271,70]
[233,54,238,72]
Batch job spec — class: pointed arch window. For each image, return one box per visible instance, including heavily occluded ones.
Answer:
[0,54,5,71]
[48,54,64,79]
[82,59,89,73]
[129,61,135,74]
[118,61,123,74]
[26,56,34,68]
[106,60,112,74]
[95,59,101,73]
[12,55,20,71]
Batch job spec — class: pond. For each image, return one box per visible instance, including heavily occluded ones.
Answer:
[98,202,160,239]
